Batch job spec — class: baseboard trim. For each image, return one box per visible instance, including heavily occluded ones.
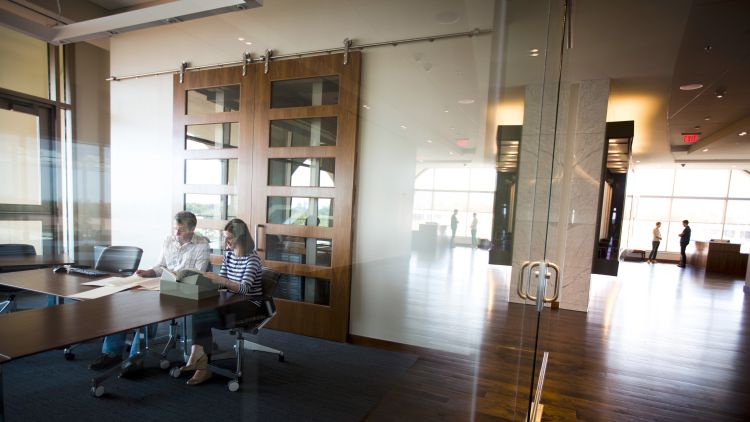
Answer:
[348,334,470,358]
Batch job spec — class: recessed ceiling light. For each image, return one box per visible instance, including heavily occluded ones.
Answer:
[704,116,711,121]
[530,52,539,57]
[426,139,432,143]
[400,125,407,129]
[739,131,747,136]
[679,83,703,91]
[362,104,370,109]
[443,109,449,113]
[693,125,701,130]
[238,37,245,41]
[715,89,726,98]
[245,41,252,45]
[448,151,454,155]
[636,160,641,163]
[530,48,539,53]
[458,99,475,104]
[702,148,709,152]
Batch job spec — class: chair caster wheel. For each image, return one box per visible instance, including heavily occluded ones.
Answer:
[91,385,105,397]
[278,353,284,362]
[228,380,240,392]
[169,367,181,378]
[64,352,75,361]
[159,359,170,369]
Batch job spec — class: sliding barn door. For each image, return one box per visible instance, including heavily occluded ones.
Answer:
[251,53,360,341]
[174,52,360,342]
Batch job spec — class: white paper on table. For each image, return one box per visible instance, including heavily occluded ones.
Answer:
[135,278,161,291]
[69,284,135,300]
[81,275,147,287]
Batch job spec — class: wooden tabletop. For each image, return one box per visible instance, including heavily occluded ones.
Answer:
[0,268,98,297]
[0,289,247,362]
[0,255,73,271]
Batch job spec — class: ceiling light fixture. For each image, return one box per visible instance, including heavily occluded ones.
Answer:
[400,125,407,129]
[702,148,709,152]
[426,139,432,143]
[362,104,370,109]
[714,89,726,99]
[679,83,703,91]
[739,131,747,137]
[443,109,449,113]
[458,99,475,104]
[238,37,244,41]
[245,41,252,45]
[704,116,711,121]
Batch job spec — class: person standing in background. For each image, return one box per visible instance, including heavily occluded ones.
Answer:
[450,209,459,247]
[648,222,662,263]
[677,219,691,268]
[470,213,478,248]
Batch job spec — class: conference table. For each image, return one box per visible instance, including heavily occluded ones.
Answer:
[0,269,245,421]
[0,255,73,273]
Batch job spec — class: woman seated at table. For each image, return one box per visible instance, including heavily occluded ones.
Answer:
[181,218,263,385]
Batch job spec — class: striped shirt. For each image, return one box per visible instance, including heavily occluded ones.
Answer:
[219,249,263,299]
[151,234,210,276]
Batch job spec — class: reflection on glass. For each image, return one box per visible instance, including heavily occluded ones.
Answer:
[268,158,334,187]
[186,85,240,114]
[185,194,237,220]
[265,235,331,267]
[0,108,41,205]
[673,169,730,198]
[669,198,724,222]
[729,170,750,198]
[185,159,237,185]
[194,228,221,253]
[267,196,333,227]
[185,123,239,149]
[271,76,339,108]
[274,274,330,305]
[270,117,337,147]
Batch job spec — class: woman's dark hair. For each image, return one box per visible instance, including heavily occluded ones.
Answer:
[224,218,254,256]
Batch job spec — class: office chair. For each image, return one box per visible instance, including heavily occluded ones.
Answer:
[0,244,37,313]
[170,267,285,391]
[94,246,143,274]
[62,245,143,360]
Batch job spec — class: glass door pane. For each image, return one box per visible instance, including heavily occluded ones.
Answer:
[0,99,60,256]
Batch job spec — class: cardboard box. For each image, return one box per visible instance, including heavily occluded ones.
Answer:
[159,269,219,300]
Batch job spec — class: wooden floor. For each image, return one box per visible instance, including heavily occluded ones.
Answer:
[361,258,750,421]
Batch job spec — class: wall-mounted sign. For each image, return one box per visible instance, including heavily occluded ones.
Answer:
[682,133,700,143]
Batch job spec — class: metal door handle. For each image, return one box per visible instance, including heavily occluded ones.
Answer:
[254,224,265,252]
[543,262,561,303]
[517,261,531,299]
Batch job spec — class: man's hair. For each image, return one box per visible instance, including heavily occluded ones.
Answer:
[175,211,198,230]
[683,219,689,225]
[656,222,661,225]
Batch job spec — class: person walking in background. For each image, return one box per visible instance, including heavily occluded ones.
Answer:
[450,209,459,247]
[677,219,691,267]
[648,222,662,263]
[470,213,478,248]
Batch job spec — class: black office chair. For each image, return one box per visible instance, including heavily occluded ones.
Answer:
[62,245,143,360]
[94,246,143,274]
[0,244,37,313]
[171,267,285,391]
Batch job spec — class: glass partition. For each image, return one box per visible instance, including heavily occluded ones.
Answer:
[185,123,239,149]
[271,76,339,108]
[186,85,240,114]
[268,158,335,187]
[267,196,333,227]
[270,117,337,147]
[185,159,237,185]
[265,234,332,267]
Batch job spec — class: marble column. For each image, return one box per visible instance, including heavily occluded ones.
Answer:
[509,79,610,312]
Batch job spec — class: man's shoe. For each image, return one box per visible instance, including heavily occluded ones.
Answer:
[118,356,144,378]
[89,353,123,370]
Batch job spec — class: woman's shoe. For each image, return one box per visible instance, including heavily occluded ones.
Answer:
[181,345,206,372]
[187,369,212,385]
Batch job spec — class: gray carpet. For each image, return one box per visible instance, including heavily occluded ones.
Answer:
[3,294,417,422]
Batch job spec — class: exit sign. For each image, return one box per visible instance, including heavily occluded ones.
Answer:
[682,133,700,143]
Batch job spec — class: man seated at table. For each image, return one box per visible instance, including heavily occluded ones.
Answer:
[88,211,210,376]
